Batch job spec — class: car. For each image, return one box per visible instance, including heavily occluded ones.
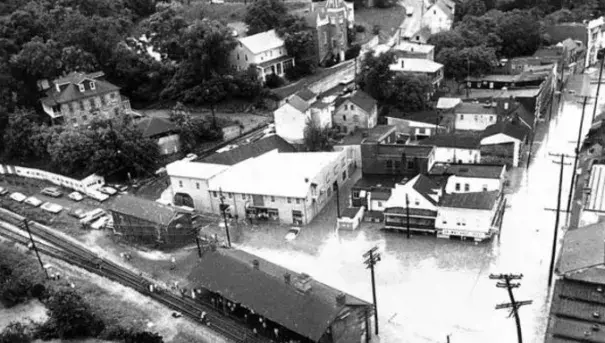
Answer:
[24,196,43,207]
[285,227,301,241]
[10,192,27,203]
[183,153,198,161]
[0,187,8,196]
[85,189,109,202]
[40,202,63,214]
[80,208,107,226]
[68,208,87,219]
[155,167,167,176]
[98,186,118,196]
[41,187,62,198]
[68,191,84,202]
[108,183,128,193]
[90,216,110,230]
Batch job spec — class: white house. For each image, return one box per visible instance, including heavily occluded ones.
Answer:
[207,149,350,225]
[390,58,444,89]
[274,88,333,144]
[480,121,529,167]
[166,160,230,212]
[428,164,506,194]
[436,191,501,242]
[422,134,481,164]
[229,29,295,81]
[454,102,498,131]
[383,174,442,232]
[422,0,455,34]
[392,42,435,61]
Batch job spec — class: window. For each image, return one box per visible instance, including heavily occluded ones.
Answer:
[196,182,200,190]
[442,220,447,224]
[350,105,355,111]
[101,96,106,106]
[228,193,233,199]
[90,82,95,90]
[353,115,359,123]
[490,116,494,121]
[79,101,84,110]
[89,99,95,108]
[78,84,85,92]
[344,104,347,110]
[179,180,183,188]
[353,191,360,198]
[386,160,393,169]
[296,198,300,204]
[68,103,74,113]
[343,115,347,121]
[407,160,415,169]
[378,201,383,207]
[460,114,464,120]
[482,184,488,191]
[455,183,460,191]
[464,184,470,191]
[242,194,246,200]
[433,9,436,14]
[342,170,347,181]
[245,55,248,61]
[474,115,478,121]
[414,199,420,206]
[271,196,275,202]
[110,92,116,99]
[287,197,291,203]
[213,191,218,197]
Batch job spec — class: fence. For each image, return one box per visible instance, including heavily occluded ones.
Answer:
[0,164,105,193]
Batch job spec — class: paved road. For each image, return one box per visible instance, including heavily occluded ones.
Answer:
[235,82,598,342]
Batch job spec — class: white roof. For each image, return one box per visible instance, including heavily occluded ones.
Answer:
[166,160,230,180]
[208,151,343,198]
[436,97,462,109]
[394,42,434,54]
[239,29,285,55]
[390,58,443,73]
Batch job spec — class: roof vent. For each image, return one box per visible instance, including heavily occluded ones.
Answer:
[284,272,291,284]
[593,311,601,318]
[597,287,603,293]
[305,178,309,183]
[336,292,346,306]
[502,87,508,91]
[593,324,601,332]
[252,259,259,270]
[294,273,312,293]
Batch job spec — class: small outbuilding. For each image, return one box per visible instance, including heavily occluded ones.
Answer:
[337,207,364,230]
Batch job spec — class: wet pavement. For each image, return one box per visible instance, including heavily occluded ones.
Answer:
[232,80,601,342]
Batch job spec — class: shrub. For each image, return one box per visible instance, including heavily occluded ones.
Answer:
[264,73,285,88]
[372,24,381,35]
[0,322,31,343]
[355,24,366,33]
[345,44,362,60]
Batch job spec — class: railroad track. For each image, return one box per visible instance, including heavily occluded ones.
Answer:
[0,208,271,343]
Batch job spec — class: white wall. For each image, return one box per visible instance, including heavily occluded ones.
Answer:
[481,134,522,167]
[170,175,216,214]
[333,144,361,169]
[274,103,307,144]
[433,147,480,164]
[435,207,495,237]
[422,8,452,34]
[311,106,333,130]
[455,113,497,131]
[0,164,105,192]
[229,43,288,72]
[445,176,502,194]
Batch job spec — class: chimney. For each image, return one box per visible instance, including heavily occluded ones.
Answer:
[284,273,291,284]
[400,59,405,68]
[252,259,259,269]
[336,292,346,306]
[294,273,312,293]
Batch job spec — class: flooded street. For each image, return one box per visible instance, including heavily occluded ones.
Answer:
[237,82,600,342]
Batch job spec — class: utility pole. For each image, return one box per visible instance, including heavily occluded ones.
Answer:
[363,246,381,336]
[565,96,588,223]
[466,58,470,99]
[195,236,203,258]
[335,183,341,219]
[405,194,411,239]
[591,48,605,122]
[218,188,232,248]
[22,220,49,279]
[548,153,573,287]
[489,274,532,343]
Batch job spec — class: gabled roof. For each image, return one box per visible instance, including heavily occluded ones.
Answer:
[436,97,462,109]
[287,95,311,113]
[54,71,105,85]
[439,191,500,210]
[557,222,605,275]
[429,163,506,179]
[201,135,297,166]
[481,121,529,141]
[508,103,535,130]
[454,102,498,115]
[187,247,371,342]
[238,29,285,55]
[110,194,178,226]
[399,145,435,157]
[41,71,120,106]
[411,174,441,205]
[137,117,178,138]
[429,0,454,18]
[295,88,317,102]
[336,90,377,114]
[422,134,482,149]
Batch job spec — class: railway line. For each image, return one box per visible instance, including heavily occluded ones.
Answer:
[0,208,272,343]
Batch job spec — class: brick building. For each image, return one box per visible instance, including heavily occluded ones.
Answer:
[303,0,354,65]
[40,71,132,126]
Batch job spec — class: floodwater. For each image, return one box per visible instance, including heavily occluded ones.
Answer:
[238,83,601,342]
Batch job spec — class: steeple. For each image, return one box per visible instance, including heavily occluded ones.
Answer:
[326,0,342,9]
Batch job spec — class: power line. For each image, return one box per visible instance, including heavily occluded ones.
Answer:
[548,153,573,287]
[363,246,381,336]
[489,273,532,343]
[21,220,49,279]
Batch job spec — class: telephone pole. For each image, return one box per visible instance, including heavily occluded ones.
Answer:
[218,188,232,248]
[22,220,49,279]
[363,246,381,336]
[489,273,532,343]
[548,153,573,287]
[335,183,341,219]
[565,96,588,223]
[405,194,411,239]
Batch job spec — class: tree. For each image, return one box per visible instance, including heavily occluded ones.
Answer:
[495,10,541,58]
[389,74,433,112]
[0,322,31,343]
[456,0,487,21]
[357,50,397,102]
[2,108,49,160]
[436,45,497,80]
[374,0,398,8]
[125,331,164,343]
[283,30,317,79]
[168,103,222,154]
[59,46,98,73]
[139,8,188,62]
[123,0,156,20]
[244,0,288,35]
[44,289,104,339]
[47,128,95,175]
[427,30,466,56]
[303,117,332,152]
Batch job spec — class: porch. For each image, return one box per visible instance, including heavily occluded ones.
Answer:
[383,207,437,233]
[257,55,295,81]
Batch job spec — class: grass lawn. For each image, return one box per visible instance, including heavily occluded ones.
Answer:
[354,5,406,39]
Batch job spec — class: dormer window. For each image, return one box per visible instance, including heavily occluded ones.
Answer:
[78,84,85,92]
[90,82,95,90]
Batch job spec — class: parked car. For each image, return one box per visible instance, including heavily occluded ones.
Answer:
[183,153,198,161]
[24,196,43,207]
[99,186,118,196]
[68,191,84,202]
[80,208,107,226]
[0,187,8,196]
[285,227,301,241]
[10,192,27,203]
[41,187,63,198]
[90,216,110,230]
[40,202,63,214]
[155,167,166,176]
[85,189,109,202]
[68,208,87,219]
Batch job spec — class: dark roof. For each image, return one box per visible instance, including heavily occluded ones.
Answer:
[295,87,317,102]
[544,23,589,46]
[439,191,500,210]
[454,102,498,115]
[288,95,311,113]
[187,247,371,341]
[341,207,362,218]
[201,135,296,166]
[386,109,442,125]
[364,210,384,219]
[481,121,529,141]
[411,174,440,205]
[429,163,506,179]
[557,222,605,274]
[40,71,119,106]
[362,125,397,143]
[422,134,481,149]
[399,145,435,157]
[335,90,376,114]
[464,71,549,84]
[371,189,391,201]
[508,103,535,130]
[137,117,178,138]
[352,175,401,190]
[110,194,177,226]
